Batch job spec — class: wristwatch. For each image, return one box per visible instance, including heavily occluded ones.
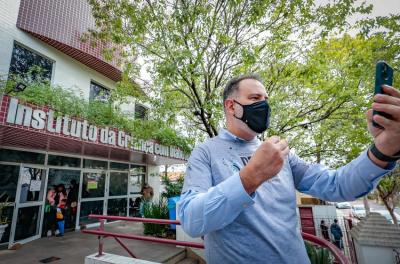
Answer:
[369,143,400,162]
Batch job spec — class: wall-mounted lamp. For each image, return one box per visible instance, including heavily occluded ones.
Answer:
[13,82,27,92]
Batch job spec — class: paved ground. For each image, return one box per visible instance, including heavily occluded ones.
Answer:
[0,221,185,264]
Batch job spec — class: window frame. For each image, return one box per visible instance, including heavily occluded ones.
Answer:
[89,81,111,102]
[8,41,55,84]
[134,102,148,120]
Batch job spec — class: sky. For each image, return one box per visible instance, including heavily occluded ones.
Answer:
[364,0,400,16]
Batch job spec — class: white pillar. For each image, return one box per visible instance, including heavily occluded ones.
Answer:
[350,212,400,264]
[147,166,161,203]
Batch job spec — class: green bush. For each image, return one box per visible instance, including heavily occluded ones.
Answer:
[0,80,192,153]
[161,174,184,198]
[304,241,333,264]
[142,200,169,236]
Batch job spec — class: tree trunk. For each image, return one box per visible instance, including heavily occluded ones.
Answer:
[316,142,321,164]
[389,208,398,225]
[379,187,398,225]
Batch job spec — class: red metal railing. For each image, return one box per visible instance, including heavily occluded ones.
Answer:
[82,214,350,263]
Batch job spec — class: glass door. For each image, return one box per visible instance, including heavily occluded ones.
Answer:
[44,168,81,235]
[128,165,146,217]
[78,171,106,226]
[10,166,47,247]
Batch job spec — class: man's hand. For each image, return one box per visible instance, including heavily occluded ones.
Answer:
[240,136,289,193]
[367,85,400,167]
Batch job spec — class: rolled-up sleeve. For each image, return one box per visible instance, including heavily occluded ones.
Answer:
[290,150,396,201]
[178,145,254,238]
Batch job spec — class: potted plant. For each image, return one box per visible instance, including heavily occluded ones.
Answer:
[142,200,169,237]
[0,198,12,242]
[161,174,184,229]
[304,241,332,264]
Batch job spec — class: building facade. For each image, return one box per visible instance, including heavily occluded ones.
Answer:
[0,0,185,249]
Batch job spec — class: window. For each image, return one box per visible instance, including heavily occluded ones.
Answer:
[89,82,110,102]
[82,172,106,198]
[129,165,146,195]
[0,164,19,203]
[48,155,81,168]
[8,42,53,83]
[109,172,128,196]
[80,200,104,225]
[107,198,127,219]
[134,103,148,120]
[83,159,107,169]
[110,162,129,171]
[0,149,45,164]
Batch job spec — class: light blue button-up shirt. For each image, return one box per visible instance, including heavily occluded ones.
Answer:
[178,128,395,263]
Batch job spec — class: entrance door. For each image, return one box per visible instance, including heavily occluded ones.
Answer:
[299,207,316,235]
[78,170,106,227]
[45,169,81,233]
[9,166,47,247]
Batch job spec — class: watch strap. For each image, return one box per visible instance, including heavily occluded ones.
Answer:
[370,143,400,162]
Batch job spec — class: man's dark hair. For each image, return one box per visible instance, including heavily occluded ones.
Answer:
[334,219,338,223]
[223,74,263,107]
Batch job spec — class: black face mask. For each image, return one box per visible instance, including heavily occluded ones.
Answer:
[234,100,271,134]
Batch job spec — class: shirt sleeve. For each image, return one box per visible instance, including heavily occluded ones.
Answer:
[289,149,396,202]
[178,145,255,238]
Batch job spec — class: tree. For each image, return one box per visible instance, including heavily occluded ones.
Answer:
[270,33,400,167]
[88,0,373,138]
[376,164,400,225]
[88,1,400,218]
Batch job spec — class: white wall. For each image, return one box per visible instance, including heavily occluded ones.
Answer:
[311,205,337,238]
[354,243,398,264]
[0,0,116,100]
[147,166,162,203]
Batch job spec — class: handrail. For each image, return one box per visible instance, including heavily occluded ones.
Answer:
[302,232,349,264]
[82,214,350,264]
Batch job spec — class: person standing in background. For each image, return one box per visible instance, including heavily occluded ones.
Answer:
[44,186,57,236]
[66,180,79,228]
[330,219,343,249]
[320,220,330,241]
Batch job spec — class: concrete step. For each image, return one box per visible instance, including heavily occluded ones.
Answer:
[175,257,199,264]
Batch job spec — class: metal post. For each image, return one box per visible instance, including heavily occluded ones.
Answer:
[96,219,105,257]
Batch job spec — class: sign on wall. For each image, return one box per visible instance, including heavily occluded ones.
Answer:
[2,97,187,160]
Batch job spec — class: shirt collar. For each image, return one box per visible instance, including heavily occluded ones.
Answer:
[218,128,259,143]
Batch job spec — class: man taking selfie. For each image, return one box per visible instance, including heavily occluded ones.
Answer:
[178,74,400,263]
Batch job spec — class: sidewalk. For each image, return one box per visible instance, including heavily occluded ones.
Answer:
[0,221,186,264]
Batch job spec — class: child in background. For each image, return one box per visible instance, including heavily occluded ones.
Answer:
[56,198,67,237]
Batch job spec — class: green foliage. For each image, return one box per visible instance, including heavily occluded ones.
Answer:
[88,0,370,139]
[161,174,184,198]
[0,80,192,153]
[87,0,400,168]
[142,200,169,236]
[376,163,400,225]
[126,120,193,154]
[304,241,333,264]
[268,33,400,167]
[0,198,12,225]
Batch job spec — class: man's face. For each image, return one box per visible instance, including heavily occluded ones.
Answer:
[225,78,268,134]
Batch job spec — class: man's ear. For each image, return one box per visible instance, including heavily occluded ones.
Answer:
[224,99,235,114]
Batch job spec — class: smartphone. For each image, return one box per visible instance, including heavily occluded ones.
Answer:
[373,61,393,129]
